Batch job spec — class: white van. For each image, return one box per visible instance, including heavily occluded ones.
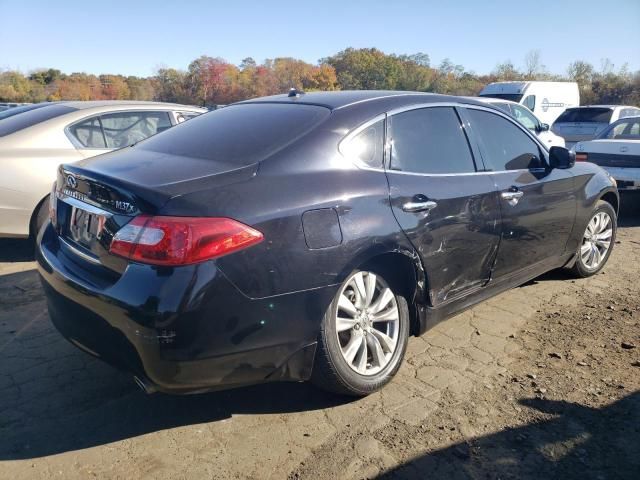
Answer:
[479,81,579,125]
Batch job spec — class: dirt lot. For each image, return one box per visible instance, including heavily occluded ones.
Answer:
[1,194,639,480]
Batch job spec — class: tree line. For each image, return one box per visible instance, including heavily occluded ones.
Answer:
[1,48,638,106]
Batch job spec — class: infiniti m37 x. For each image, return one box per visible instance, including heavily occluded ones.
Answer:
[37,91,618,396]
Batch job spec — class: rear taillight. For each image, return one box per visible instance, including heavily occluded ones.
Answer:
[575,153,588,162]
[109,216,263,266]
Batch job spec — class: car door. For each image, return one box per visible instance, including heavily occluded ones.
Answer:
[385,106,501,306]
[463,106,576,280]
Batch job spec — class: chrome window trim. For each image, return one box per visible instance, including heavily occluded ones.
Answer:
[338,101,551,177]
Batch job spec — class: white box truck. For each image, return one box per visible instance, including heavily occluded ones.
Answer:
[479,81,579,125]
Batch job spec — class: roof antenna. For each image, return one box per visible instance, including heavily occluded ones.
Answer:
[288,87,305,98]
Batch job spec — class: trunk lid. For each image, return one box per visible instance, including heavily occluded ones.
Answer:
[53,150,259,271]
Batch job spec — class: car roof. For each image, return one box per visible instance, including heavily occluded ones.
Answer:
[467,96,518,106]
[240,90,489,111]
[567,105,637,110]
[54,100,206,111]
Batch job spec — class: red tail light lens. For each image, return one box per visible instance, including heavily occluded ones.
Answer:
[110,216,263,266]
[575,153,588,162]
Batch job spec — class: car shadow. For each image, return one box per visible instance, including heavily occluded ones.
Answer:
[0,266,352,460]
[618,191,640,227]
[0,319,351,460]
[376,391,640,479]
[0,238,35,263]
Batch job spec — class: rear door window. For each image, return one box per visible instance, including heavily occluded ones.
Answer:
[341,119,384,168]
[139,103,330,165]
[601,119,640,139]
[175,111,202,123]
[555,108,613,124]
[100,111,172,148]
[467,109,543,171]
[388,107,476,174]
[70,116,106,148]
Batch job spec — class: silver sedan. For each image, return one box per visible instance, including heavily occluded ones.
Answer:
[0,101,207,238]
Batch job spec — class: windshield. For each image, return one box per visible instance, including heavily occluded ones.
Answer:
[139,103,331,165]
[479,93,523,103]
[0,104,77,137]
[597,118,640,139]
[555,108,613,124]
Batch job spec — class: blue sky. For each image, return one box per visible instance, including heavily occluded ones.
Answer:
[2,0,639,77]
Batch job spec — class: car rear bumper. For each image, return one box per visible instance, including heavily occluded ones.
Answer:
[602,166,640,191]
[37,223,335,394]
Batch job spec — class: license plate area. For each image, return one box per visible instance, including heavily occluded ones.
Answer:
[64,204,108,251]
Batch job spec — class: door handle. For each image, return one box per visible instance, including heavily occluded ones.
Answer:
[402,199,438,213]
[501,189,524,206]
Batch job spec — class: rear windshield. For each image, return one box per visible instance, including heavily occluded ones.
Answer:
[479,93,523,103]
[0,104,77,137]
[555,108,613,124]
[139,103,331,165]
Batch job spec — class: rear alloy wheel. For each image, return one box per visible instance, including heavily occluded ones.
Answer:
[312,270,409,396]
[571,201,616,277]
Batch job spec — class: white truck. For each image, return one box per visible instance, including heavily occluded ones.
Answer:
[479,81,579,125]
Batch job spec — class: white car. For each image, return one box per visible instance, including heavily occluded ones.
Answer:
[573,116,640,191]
[479,81,579,125]
[473,97,565,148]
[552,105,640,150]
[0,101,207,239]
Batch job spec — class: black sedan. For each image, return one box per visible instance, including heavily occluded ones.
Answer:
[37,91,618,396]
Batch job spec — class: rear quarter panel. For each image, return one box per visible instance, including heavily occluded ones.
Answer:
[565,162,618,254]
[158,117,416,300]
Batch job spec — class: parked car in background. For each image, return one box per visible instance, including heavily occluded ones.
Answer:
[473,97,565,148]
[37,91,618,397]
[0,102,31,112]
[552,105,640,150]
[479,81,579,125]
[0,101,207,239]
[573,116,640,191]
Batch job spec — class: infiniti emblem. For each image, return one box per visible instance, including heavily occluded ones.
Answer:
[66,174,78,189]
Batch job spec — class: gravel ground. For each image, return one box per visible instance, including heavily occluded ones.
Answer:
[1,192,639,480]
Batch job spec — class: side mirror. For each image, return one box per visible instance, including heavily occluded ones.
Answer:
[549,146,575,169]
[538,123,550,132]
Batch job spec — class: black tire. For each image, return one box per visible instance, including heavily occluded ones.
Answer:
[311,269,410,396]
[30,195,50,242]
[569,200,617,278]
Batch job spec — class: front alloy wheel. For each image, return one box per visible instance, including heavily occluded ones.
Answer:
[580,211,613,270]
[571,200,616,277]
[312,269,409,396]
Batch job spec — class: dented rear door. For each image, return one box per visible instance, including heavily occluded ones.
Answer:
[385,106,501,306]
